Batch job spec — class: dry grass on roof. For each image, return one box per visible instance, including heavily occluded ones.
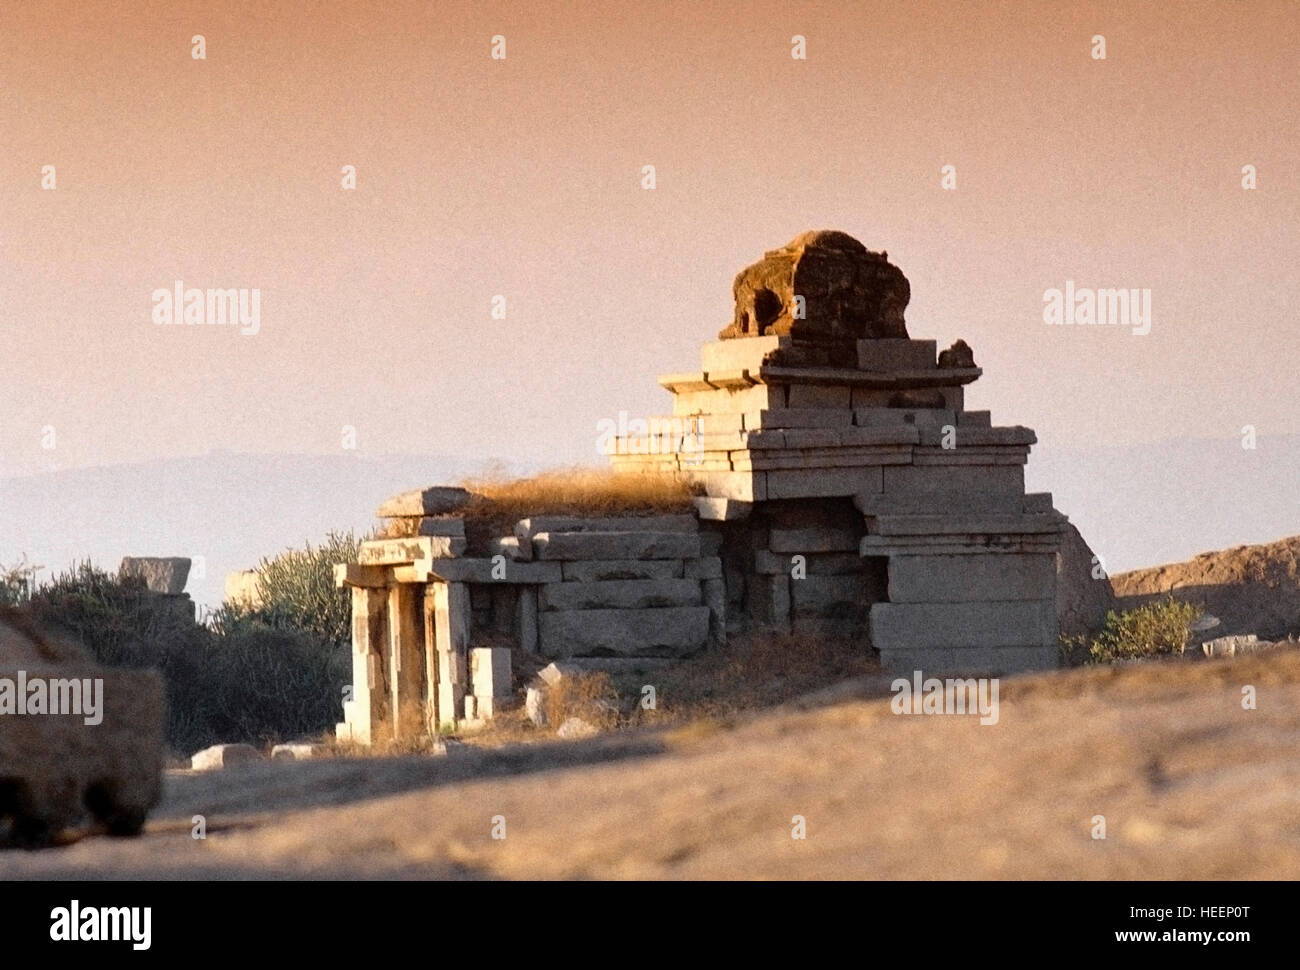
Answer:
[456,467,701,551]
[375,467,702,546]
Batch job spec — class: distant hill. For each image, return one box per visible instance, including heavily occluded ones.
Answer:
[0,452,505,611]
[1112,534,1300,640]
[2,434,1295,618]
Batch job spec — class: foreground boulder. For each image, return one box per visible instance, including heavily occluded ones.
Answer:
[0,611,164,846]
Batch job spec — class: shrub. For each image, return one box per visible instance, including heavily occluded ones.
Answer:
[216,531,362,647]
[21,560,350,753]
[1060,596,1202,665]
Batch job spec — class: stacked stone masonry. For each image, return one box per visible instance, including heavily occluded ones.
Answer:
[337,231,1074,743]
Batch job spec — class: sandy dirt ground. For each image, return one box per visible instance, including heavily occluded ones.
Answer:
[4,650,1299,880]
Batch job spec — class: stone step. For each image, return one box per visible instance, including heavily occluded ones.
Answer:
[532,531,702,561]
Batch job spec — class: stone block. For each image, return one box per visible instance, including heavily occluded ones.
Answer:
[916,426,1036,448]
[525,686,547,726]
[854,489,1024,516]
[691,469,767,502]
[958,410,991,427]
[118,557,190,595]
[560,559,682,582]
[271,742,324,761]
[766,466,883,499]
[540,578,703,611]
[856,338,937,372]
[683,556,723,580]
[869,513,1066,537]
[224,568,262,607]
[417,517,466,538]
[1022,492,1055,513]
[470,646,512,698]
[670,383,783,416]
[887,554,1057,603]
[770,526,860,554]
[539,607,711,658]
[191,743,262,771]
[557,717,599,740]
[420,558,562,584]
[882,464,1024,496]
[376,486,473,518]
[779,428,846,449]
[518,587,539,653]
[533,531,701,561]
[487,536,528,561]
[854,407,955,429]
[699,336,790,373]
[870,600,1058,650]
[358,536,466,565]
[786,383,852,409]
[702,578,726,647]
[744,408,853,429]
[749,574,791,631]
[790,574,866,616]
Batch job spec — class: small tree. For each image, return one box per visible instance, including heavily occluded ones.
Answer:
[216,531,362,648]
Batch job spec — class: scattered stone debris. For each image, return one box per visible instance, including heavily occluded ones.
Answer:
[270,742,324,761]
[556,717,599,740]
[190,743,262,771]
[525,686,547,727]
[1201,634,1266,658]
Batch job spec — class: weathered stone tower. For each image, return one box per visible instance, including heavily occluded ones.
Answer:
[608,230,1067,675]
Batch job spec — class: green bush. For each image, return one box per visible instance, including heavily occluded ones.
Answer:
[1060,596,1202,665]
[215,531,361,647]
[20,561,349,753]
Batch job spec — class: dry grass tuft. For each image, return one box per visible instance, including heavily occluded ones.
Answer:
[626,632,881,728]
[543,670,621,731]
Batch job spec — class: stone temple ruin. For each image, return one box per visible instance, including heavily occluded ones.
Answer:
[336,230,1072,743]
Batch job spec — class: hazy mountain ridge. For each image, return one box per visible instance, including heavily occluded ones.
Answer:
[1,434,1295,612]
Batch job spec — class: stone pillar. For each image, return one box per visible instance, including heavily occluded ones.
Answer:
[517,587,539,654]
[431,581,470,730]
[344,586,388,745]
[387,583,425,740]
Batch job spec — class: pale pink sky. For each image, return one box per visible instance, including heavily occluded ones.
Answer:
[2,0,1297,478]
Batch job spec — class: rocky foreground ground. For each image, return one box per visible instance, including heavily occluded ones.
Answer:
[4,648,1299,880]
